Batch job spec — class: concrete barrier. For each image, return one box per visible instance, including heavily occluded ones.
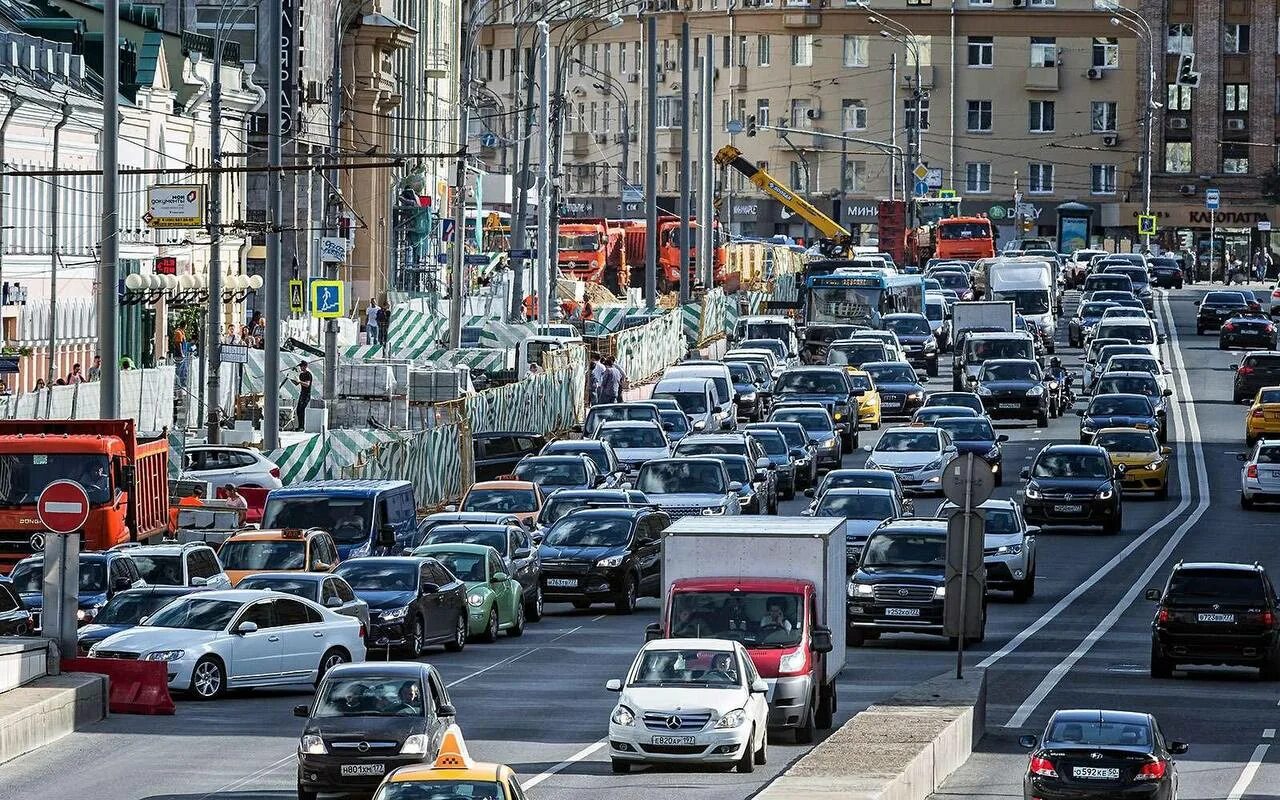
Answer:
[755,668,986,800]
[0,638,109,766]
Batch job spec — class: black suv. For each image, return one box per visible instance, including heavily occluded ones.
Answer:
[1196,291,1252,335]
[971,358,1049,427]
[333,557,469,656]
[1020,444,1124,534]
[801,323,866,364]
[882,313,940,377]
[772,367,860,451]
[538,507,670,613]
[1147,561,1280,680]
[1232,351,1280,403]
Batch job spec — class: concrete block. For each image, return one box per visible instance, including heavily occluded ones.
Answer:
[0,638,51,694]
[0,672,107,766]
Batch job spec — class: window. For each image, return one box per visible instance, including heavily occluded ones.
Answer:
[1166,23,1192,54]
[1091,164,1117,194]
[1091,101,1117,133]
[194,7,257,62]
[655,95,684,128]
[1028,0,1054,5]
[1167,83,1192,111]
[966,100,992,132]
[190,550,221,579]
[967,0,992,5]
[274,598,318,626]
[1029,100,1055,133]
[737,36,747,67]
[965,162,991,193]
[790,98,813,128]
[843,160,866,192]
[842,99,867,131]
[1223,143,1249,174]
[1092,37,1119,69]
[1029,163,1054,193]
[904,98,931,131]
[1225,84,1249,112]
[721,36,731,67]
[756,98,770,127]
[791,35,813,66]
[906,35,932,68]
[238,600,275,629]
[843,35,868,67]
[1225,24,1250,54]
[757,35,771,66]
[334,578,356,602]
[1030,37,1056,67]
[789,161,809,193]
[967,36,993,67]
[1165,141,1191,173]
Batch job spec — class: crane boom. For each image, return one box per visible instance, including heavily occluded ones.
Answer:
[714,145,852,242]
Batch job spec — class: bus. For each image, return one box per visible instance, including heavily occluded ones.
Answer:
[805,272,925,329]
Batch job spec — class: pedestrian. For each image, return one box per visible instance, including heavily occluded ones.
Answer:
[171,326,186,359]
[120,357,135,370]
[293,362,313,431]
[87,354,101,382]
[589,352,606,404]
[250,312,265,346]
[581,298,594,321]
[366,299,382,345]
[522,293,539,321]
[67,363,84,384]
[33,378,45,391]
[222,483,248,525]
[600,356,627,403]
[1256,250,1269,282]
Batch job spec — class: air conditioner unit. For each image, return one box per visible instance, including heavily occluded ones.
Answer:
[1168,117,1189,129]
[1227,118,1247,130]
[1086,67,1104,79]
[304,80,325,104]
[664,60,677,71]
[806,108,823,120]
[1102,133,1118,147]
[1179,184,1196,195]
[1011,0,1025,6]
[626,72,639,83]
[614,133,627,143]
[594,133,608,144]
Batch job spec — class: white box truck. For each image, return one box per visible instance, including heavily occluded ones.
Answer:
[646,516,844,742]
[988,259,1058,352]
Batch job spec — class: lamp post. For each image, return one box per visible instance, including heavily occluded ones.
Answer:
[577,59,631,218]
[860,1,922,224]
[1110,12,1158,251]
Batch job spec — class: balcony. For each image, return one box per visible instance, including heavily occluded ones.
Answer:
[655,129,685,154]
[1025,65,1059,91]
[423,48,450,79]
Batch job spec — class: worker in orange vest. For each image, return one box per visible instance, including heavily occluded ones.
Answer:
[522,293,539,321]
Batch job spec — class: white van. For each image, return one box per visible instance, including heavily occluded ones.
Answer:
[651,376,724,433]
[661,363,737,430]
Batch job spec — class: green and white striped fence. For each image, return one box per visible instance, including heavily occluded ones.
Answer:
[609,308,684,386]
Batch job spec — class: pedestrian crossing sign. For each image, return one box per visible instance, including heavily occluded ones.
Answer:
[1137,214,1157,236]
[310,279,345,319]
[288,280,304,314]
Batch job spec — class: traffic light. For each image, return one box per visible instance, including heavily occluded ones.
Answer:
[745,114,757,137]
[1176,53,1200,87]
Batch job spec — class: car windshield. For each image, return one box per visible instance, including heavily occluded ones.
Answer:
[806,325,861,343]
[0,454,111,506]
[677,440,746,457]
[587,406,655,431]
[658,391,708,415]
[1167,569,1267,604]
[421,526,506,553]
[1108,267,1148,286]
[544,516,633,547]
[823,473,894,492]
[630,648,745,687]
[739,339,787,359]
[748,431,787,455]
[1205,292,1247,306]
[772,410,831,432]
[335,562,418,592]
[924,394,981,410]
[514,460,586,487]
[1032,453,1110,478]
[313,677,427,718]
[1081,303,1115,318]
[744,323,792,341]
[558,232,601,251]
[713,458,752,483]
[846,373,873,391]
[660,411,690,436]
[884,317,931,336]
[934,272,970,289]
[728,363,756,383]
[374,783,506,800]
[862,533,946,568]
[864,363,916,383]
[10,559,105,594]
[817,493,896,521]
[1093,430,1158,453]
[667,592,803,648]
[827,345,886,366]
[763,425,807,449]
[980,362,1039,382]
[1086,276,1133,292]
[1088,396,1152,416]
[236,576,318,600]
[600,426,667,449]
[939,222,989,240]
[977,507,1017,535]
[925,302,945,322]
[145,598,241,631]
[965,339,1033,363]
[129,554,184,586]
[935,419,996,442]
[432,552,487,583]
[637,462,726,494]
[262,497,373,546]
[776,371,846,394]
[875,431,940,452]
[1047,720,1151,747]
[545,444,610,472]
[993,290,1052,315]
[1096,376,1158,397]
[1259,390,1280,405]
[462,488,537,513]
[218,540,307,571]
[93,591,183,625]
[1096,324,1155,344]
[1108,359,1158,375]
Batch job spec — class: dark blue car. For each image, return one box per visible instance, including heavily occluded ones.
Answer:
[934,416,1010,486]
[772,367,860,451]
[1077,393,1160,443]
[8,550,146,630]
[76,586,201,654]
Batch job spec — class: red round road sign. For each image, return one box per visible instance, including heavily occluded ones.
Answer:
[37,480,91,534]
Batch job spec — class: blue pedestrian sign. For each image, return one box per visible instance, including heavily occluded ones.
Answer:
[1206,188,1220,210]
[914,180,929,197]
[310,279,345,319]
[509,249,535,261]
[441,218,456,242]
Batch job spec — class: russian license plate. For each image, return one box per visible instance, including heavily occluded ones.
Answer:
[1198,613,1235,623]
[1053,504,1084,513]
[1270,470,1280,477]
[998,402,1021,409]
[651,736,696,746]
[340,764,385,777]
[883,396,902,406]
[885,607,921,617]
[1072,767,1119,780]
[546,578,578,588]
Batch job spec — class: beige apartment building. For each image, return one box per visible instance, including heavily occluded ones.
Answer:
[477,1,1144,245]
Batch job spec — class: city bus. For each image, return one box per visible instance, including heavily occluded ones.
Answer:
[804,272,925,329]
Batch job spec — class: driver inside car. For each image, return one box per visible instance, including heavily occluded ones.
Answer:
[759,600,794,632]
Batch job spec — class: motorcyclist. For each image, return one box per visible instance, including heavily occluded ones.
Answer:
[1045,356,1073,415]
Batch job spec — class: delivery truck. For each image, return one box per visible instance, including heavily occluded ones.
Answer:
[645,516,844,742]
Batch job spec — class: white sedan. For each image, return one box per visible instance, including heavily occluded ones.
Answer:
[179,445,284,488]
[606,638,770,774]
[88,589,365,700]
[864,426,958,496]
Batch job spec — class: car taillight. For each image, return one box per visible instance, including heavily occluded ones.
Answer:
[1240,366,1256,375]
[1253,409,1265,418]
[358,623,366,639]
[1248,465,1260,479]
[1272,290,1280,301]
[1263,610,1275,626]
[270,467,281,478]
[1225,323,1236,332]
[1135,759,1168,781]
[1267,325,1276,333]
[1029,755,1058,778]
[1157,607,1169,623]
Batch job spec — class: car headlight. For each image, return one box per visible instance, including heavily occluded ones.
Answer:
[1025,483,1042,500]
[380,606,411,621]
[833,411,843,421]
[701,505,726,515]
[985,445,1001,460]
[1048,380,1060,390]
[976,385,993,396]
[934,586,946,598]
[714,708,747,729]
[299,734,327,755]
[923,338,937,351]
[597,554,625,568]
[864,460,878,470]
[822,437,838,448]
[778,649,805,673]
[142,649,185,662]
[467,593,485,607]
[741,391,757,403]
[1097,488,1114,500]
[995,543,1023,556]
[1027,386,1044,396]
[400,734,429,755]
[1081,425,1096,435]
[850,582,874,597]
[1145,460,1163,471]
[738,494,752,506]
[907,391,923,400]
[611,705,635,726]
[924,459,943,471]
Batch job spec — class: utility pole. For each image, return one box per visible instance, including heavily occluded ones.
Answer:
[909,46,922,227]
[643,13,657,308]
[699,35,714,289]
[264,0,283,449]
[100,0,119,417]
[889,53,897,201]
[205,43,225,443]
[535,21,552,323]
[678,21,691,305]
[546,49,566,325]
[322,9,349,425]
[47,102,71,394]
[510,42,535,321]
[449,0,473,347]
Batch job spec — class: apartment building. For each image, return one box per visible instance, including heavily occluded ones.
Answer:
[478,1,1142,244]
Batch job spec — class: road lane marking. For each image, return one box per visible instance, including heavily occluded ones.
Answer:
[1002,290,1209,728]
[1227,743,1270,800]
[524,738,609,789]
[1264,729,1275,739]
[447,647,541,688]
[196,754,294,800]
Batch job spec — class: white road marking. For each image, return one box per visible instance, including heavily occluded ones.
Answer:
[1264,728,1275,739]
[196,754,294,800]
[1227,743,1270,800]
[1002,291,1209,728]
[447,647,541,688]
[524,738,609,789]
[44,501,85,513]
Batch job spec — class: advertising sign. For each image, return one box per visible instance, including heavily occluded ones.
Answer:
[146,185,205,229]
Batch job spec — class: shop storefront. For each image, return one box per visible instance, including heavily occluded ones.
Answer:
[1102,203,1279,267]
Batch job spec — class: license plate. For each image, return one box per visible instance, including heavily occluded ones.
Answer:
[884,607,921,617]
[998,402,1022,409]
[1072,767,1119,780]
[1198,613,1235,623]
[1053,504,1084,513]
[883,397,902,405]
[651,735,696,746]
[546,578,578,588]
[1270,470,1280,477]
[340,764,386,777]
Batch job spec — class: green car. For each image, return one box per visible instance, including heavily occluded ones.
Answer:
[416,543,525,641]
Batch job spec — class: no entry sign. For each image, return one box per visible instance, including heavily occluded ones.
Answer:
[37,480,91,534]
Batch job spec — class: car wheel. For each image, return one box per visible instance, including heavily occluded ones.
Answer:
[1196,325,1204,335]
[404,616,425,657]
[842,432,853,454]
[189,656,225,700]
[1219,339,1228,350]
[1156,482,1169,500]
[1036,411,1049,428]
[927,360,939,378]
[848,627,865,647]
[1012,577,1033,603]
[615,575,638,614]
[737,727,757,773]
[794,704,816,744]
[783,484,796,501]
[572,599,592,610]
[815,687,834,729]
[526,586,544,622]
[1262,646,1280,681]
[1150,642,1174,679]
[508,601,526,637]
[611,759,632,774]
[479,608,499,643]
[1242,492,1256,510]
[297,783,318,800]
[994,468,1004,487]
[444,614,467,653]
[754,728,768,765]
[315,648,347,686]
[1103,513,1122,535]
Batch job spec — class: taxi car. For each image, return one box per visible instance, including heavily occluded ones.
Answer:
[217,528,340,586]
[1245,386,1280,445]
[370,725,528,800]
[1091,426,1172,499]
[843,368,882,430]
[454,480,545,528]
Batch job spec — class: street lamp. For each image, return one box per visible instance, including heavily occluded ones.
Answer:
[1110,13,1159,251]
[860,2,923,224]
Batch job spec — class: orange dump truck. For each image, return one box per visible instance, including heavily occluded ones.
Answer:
[619,217,727,292]
[557,218,630,293]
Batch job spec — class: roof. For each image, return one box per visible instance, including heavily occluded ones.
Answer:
[116,585,201,596]
[654,376,715,389]
[598,420,663,429]
[821,486,896,497]
[645,637,740,650]
[335,556,431,567]
[877,519,948,533]
[119,542,211,554]
[544,439,609,449]
[422,512,518,524]
[224,528,326,542]
[560,507,645,521]
[665,516,842,537]
[670,576,813,593]
[518,455,586,464]
[324,661,435,680]
[1173,561,1264,573]
[417,542,501,558]
[235,571,327,584]
[174,589,291,602]
[1040,444,1109,454]
[1050,709,1150,726]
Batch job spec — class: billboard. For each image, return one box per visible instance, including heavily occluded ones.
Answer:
[146,185,205,229]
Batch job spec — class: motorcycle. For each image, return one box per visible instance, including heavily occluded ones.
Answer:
[1045,371,1075,418]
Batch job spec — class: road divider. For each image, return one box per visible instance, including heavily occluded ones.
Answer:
[0,639,107,766]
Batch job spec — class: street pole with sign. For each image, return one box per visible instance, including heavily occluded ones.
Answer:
[1207,188,1220,281]
[942,453,993,679]
[37,480,91,659]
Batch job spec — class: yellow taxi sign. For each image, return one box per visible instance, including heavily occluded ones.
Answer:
[433,725,474,770]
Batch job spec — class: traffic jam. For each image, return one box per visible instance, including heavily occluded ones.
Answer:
[3,246,1279,800]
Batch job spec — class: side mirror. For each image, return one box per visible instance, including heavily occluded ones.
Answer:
[421,582,440,594]
[311,562,331,572]
[113,576,132,591]
[1158,334,1166,344]
[663,422,674,431]
[811,626,833,653]
[645,622,662,641]
[755,470,768,481]
[235,621,258,635]
[1169,741,1189,755]
[121,464,137,491]
[728,481,743,492]
[492,571,510,583]
[377,524,397,549]
[325,596,342,608]
[190,576,207,587]
[1162,389,1172,397]
[755,457,771,470]
[1144,587,1161,601]
[1020,467,1030,479]
[790,448,805,459]
[1025,525,1040,537]
[693,420,707,431]
[851,389,866,397]
[1237,452,1250,462]
[293,704,310,718]
[1076,409,1086,417]
[803,487,815,498]
[444,504,458,512]
[997,435,1009,443]
[750,679,770,694]
[1161,446,1172,456]
[720,419,734,430]
[605,679,623,692]
[513,547,531,559]
[1018,734,1040,749]
[1230,364,1239,371]
[531,532,545,546]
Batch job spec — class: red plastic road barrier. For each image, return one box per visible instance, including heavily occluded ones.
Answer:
[62,657,176,715]
[238,487,269,524]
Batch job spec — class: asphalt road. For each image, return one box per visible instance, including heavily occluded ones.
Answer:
[0,283,1262,800]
